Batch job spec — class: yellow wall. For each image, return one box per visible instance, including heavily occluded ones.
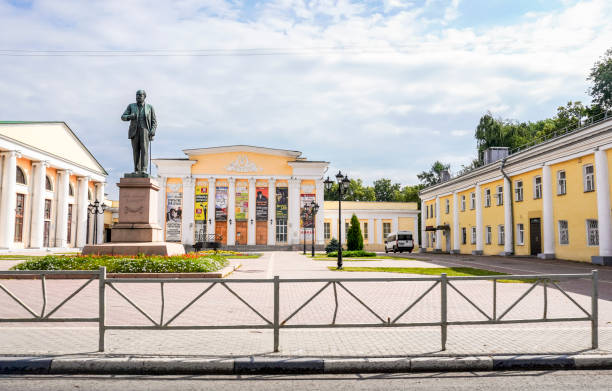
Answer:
[482,179,505,255]
[511,168,542,256]
[457,188,476,253]
[551,154,598,262]
[424,199,435,250]
[190,152,293,176]
[438,195,452,252]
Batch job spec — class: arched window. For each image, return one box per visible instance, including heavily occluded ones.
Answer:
[69,184,74,197]
[16,167,26,185]
[45,176,53,191]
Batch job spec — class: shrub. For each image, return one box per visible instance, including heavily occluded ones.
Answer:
[325,238,340,253]
[327,250,376,258]
[10,253,228,273]
[346,214,364,251]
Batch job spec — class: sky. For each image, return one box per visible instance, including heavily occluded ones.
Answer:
[1,0,611,199]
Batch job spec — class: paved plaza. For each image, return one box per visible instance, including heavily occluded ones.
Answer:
[0,252,610,357]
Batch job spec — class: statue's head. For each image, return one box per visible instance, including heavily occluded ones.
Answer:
[136,90,146,104]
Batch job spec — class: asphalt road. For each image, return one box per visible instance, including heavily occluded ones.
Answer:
[1,370,611,390]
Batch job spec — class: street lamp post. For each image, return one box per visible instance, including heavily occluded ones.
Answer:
[87,200,107,245]
[302,206,308,255]
[324,171,350,269]
[310,200,319,257]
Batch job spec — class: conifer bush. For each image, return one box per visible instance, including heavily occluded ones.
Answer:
[346,214,364,251]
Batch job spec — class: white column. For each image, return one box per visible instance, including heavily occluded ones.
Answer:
[268,178,276,245]
[435,196,441,251]
[541,164,555,258]
[0,151,18,248]
[288,178,300,245]
[392,216,398,235]
[595,149,612,261]
[180,177,194,245]
[30,161,48,248]
[247,177,256,245]
[420,200,426,251]
[413,215,419,249]
[474,184,483,254]
[503,176,514,255]
[55,169,71,247]
[76,176,89,248]
[227,177,236,245]
[207,177,216,238]
[158,176,167,233]
[376,218,383,244]
[368,218,374,245]
[332,214,339,242]
[340,210,347,245]
[95,182,105,244]
[315,180,325,245]
[452,191,459,253]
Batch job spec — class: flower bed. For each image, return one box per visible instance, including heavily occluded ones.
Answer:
[10,253,228,274]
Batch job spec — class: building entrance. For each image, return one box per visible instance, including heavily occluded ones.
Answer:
[216,221,227,245]
[236,221,247,245]
[530,218,541,256]
[256,221,267,245]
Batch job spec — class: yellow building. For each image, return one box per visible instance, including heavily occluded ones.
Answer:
[323,201,420,252]
[420,116,612,265]
[0,122,107,250]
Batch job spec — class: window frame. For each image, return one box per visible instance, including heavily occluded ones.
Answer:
[484,188,491,207]
[485,226,492,245]
[470,227,476,244]
[557,170,566,195]
[498,225,505,245]
[461,227,467,245]
[445,199,450,214]
[16,166,26,185]
[586,219,598,246]
[324,222,331,240]
[517,223,524,245]
[383,222,391,238]
[14,193,25,242]
[583,164,595,192]
[461,195,466,211]
[515,180,523,202]
[469,192,476,210]
[495,185,503,206]
[363,222,368,240]
[558,220,569,245]
[534,176,542,199]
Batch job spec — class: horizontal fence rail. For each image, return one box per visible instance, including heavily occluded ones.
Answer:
[0,268,599,352]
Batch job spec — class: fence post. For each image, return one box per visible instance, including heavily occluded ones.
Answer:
[440,273,447,351]
[592,270,598,350]
[98,266,106,352]
[273,275,280,353]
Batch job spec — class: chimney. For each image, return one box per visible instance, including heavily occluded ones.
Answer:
[483,147,509,165]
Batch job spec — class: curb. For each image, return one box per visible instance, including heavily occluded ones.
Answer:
[1,354,611,375]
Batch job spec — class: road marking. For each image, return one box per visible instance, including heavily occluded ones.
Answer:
[266,252,276,279]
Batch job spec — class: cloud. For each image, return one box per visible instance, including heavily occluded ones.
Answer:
[0,0,611,197]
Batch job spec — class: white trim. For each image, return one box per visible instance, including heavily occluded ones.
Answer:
[183,145,302,158]
[545,149,596,166]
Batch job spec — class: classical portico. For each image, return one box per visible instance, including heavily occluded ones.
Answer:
[153,146,328,248]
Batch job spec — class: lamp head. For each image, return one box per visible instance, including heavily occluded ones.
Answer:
[324,176,333,191]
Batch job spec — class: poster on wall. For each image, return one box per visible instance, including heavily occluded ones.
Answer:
[194,182,208,221]
[300,193,315,241]
[215,186,228,221]
[276,187,288,219]
[235,181,249,221]
[166,182,183,242]
[256,187,268,220]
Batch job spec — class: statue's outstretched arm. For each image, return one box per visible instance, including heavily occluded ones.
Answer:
[121,105,134,121]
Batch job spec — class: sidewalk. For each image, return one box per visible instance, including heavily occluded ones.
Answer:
[1,251,611,373]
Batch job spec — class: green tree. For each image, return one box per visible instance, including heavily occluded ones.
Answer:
[346,214,364,251]
[417,161,450,186]
[588,47,612,110]
[399,184,423,203]
[344,179,376,201]
[373,178,401,201]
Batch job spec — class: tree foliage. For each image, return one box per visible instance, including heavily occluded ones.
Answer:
[373,178,401,201]
[588,47,612,110]
[416,161,450,186]
[346,214,364,251]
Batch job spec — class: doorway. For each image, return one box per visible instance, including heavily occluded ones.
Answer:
[256,221,267,245]
[529,218,541,256]
[235,221,248,245]
[444,230,450,252]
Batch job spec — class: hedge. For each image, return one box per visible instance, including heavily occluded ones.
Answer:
[327,250,376,258]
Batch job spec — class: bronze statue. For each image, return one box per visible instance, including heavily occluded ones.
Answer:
[121,90,157,176]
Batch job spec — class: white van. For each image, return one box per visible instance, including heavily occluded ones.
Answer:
[385,231,414,253]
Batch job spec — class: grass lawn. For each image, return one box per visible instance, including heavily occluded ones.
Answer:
[0,255,43,261]
[222,254,262,259]
[327,266,534,283]
[308,255,408,260]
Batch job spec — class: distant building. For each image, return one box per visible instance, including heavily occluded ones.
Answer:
[420,116,612,265]
[0,122,107,250]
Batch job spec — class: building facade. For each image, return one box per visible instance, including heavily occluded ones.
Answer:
[153,146,328,247]
[0,122,107,250]
[323,201,420,252]
[419,116,612,264]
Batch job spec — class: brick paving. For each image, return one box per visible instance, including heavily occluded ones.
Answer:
[0,251,611,357]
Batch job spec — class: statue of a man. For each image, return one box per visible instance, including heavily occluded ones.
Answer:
[121,90,157,175]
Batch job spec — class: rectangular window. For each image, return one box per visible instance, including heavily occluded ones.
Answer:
[517,223,524,245]
[345,222,349,234]
[461,195,466,211]
[515,180,523,202]
[484,189,491,207]
[485,226,492,244]
[445,199,450,214]
[557,170,566,195]
[433,204,436,217]
[276,218,287,243]
[425,205,429,219]
[469,192,475,210]
[496,185,503,206]
[461,227,467,245]
[558,220,569,245]
[583,164,595,192]
[587,219,598,246]
[383,222,391,238]
[14,193,25,242]
[498,225,505,245]
[471,227,476,244]
[67,204,73,242]
[44,199,52,220]
[534,176,542,199]
[324,222,331,240]
[363,222,368,240]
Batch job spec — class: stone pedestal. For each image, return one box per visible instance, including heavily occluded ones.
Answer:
[82,176,184,256]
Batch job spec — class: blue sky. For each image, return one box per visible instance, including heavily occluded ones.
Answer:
[0,0,610,198]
